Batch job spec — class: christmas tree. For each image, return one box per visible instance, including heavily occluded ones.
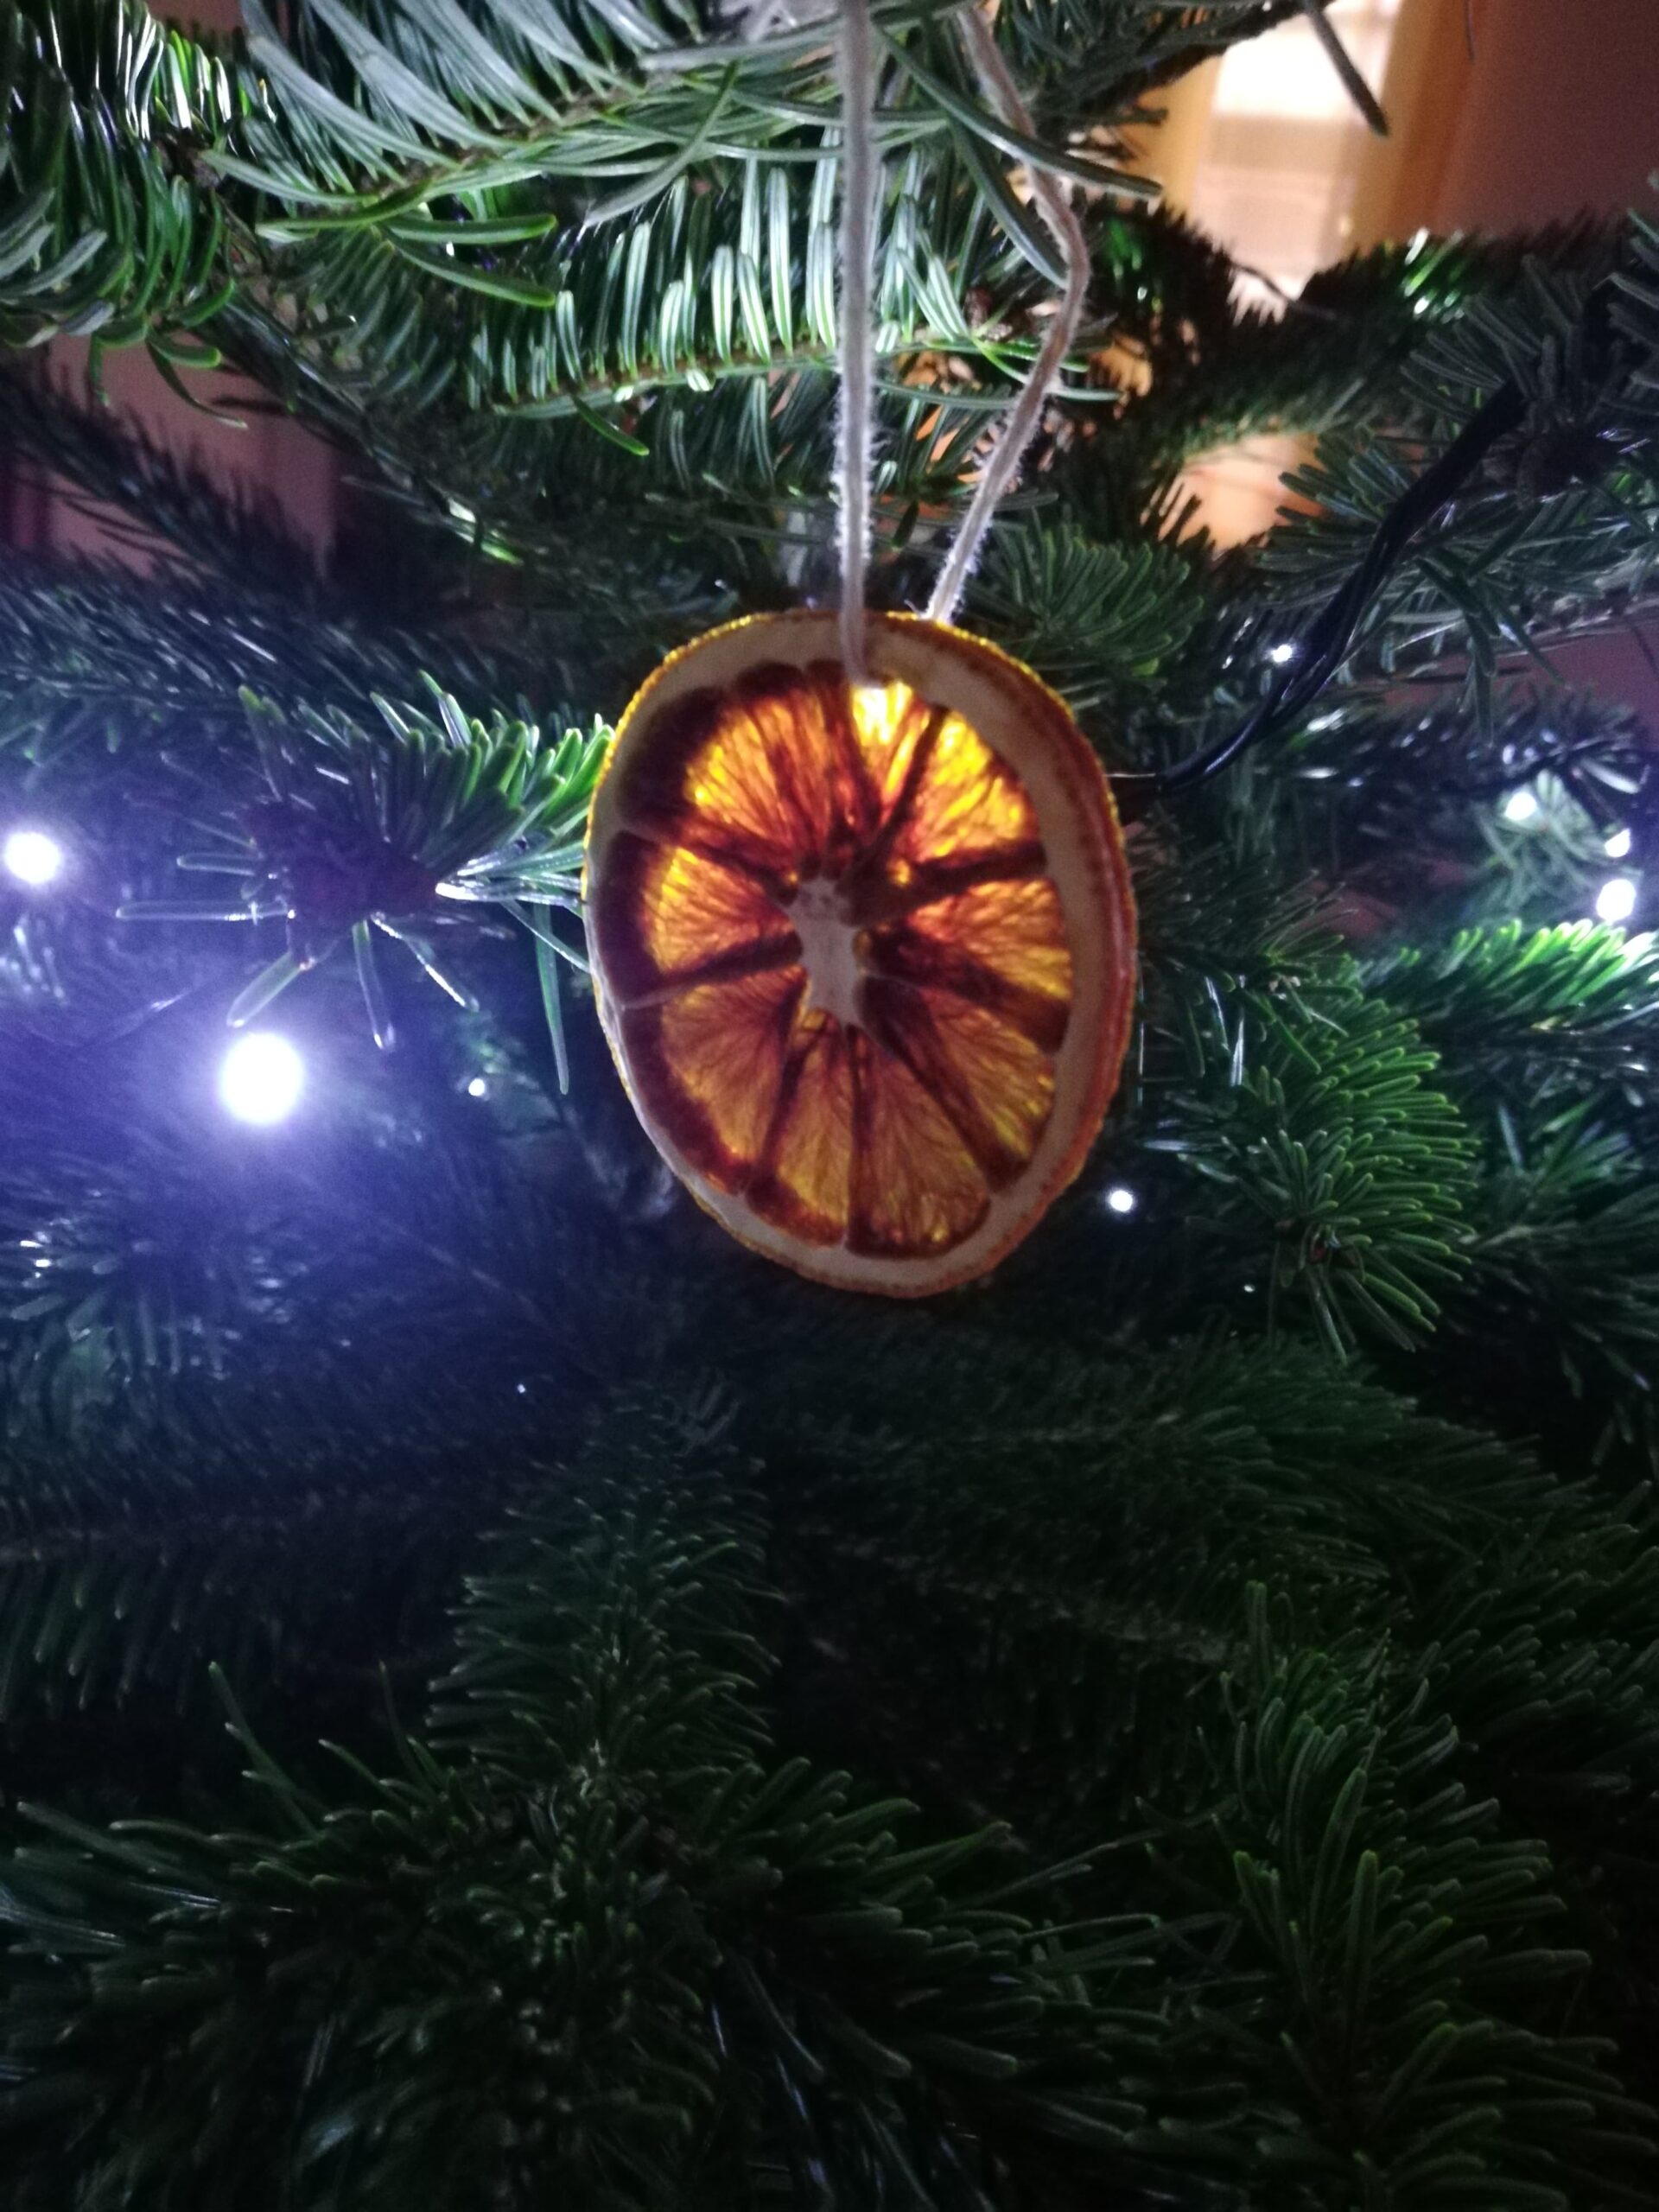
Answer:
[3,1,1659,2203]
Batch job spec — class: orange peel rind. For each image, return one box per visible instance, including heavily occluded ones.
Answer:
[584,610,1136,1295]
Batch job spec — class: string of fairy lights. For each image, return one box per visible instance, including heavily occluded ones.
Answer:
[3,769,1649,1137]
[1499,786,1640,924]
[4,823,306,1124]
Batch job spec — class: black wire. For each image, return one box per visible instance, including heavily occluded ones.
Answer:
[1109,379,1526,820]
[1110,277,1621,821]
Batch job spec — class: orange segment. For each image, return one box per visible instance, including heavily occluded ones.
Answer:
[861,976,1057,1191]
[586,612,1137,1296]
[750,1014,855,1248]
[867,875,1073,1052]
[899,874,1074,1008]
[611,663,887,881]
[886,707,1039,874]
[620,965,804,1189]
[848,1030,989,1258]
[594,831,798,1004]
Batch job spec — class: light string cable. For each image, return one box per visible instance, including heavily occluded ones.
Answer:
[925,3,1091,627]
[1115,276,1625,814]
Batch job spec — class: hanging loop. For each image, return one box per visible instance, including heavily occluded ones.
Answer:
[835,0,879,683]
[926,7,1091,626]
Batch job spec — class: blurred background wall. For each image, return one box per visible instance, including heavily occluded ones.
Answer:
[1139,0,1659,723]
[1158,0,1659,542]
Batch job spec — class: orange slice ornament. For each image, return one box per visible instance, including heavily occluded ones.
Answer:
[584,611,1136,1294]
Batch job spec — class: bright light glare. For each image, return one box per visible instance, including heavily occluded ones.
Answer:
[1267,642,1298,666]
[1596,876,1639,925]
[1501,789,1540,825]
[1605,827,1633,860]
[1103,1185,1139,1216]
[3,828,65,887]
[219,1033,305,1125]
[467,1075,489,1098]
[852,683,903,748]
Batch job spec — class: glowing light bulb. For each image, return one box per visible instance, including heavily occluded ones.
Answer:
[1596,876,1638,925]
[1501,789,1540,824]
[467,1075,489,1098]
[1267,642,1298,667]
[219,1033,305,1125]
[3,827,65,887]
[1103,1185,1138,1216]
[1605,828,1633,860]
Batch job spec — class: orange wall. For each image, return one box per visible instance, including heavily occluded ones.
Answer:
[1356,0,1659,245]
[1356,0,1659,718]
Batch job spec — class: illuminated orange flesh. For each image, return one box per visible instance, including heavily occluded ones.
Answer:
[590,641,1119,1277]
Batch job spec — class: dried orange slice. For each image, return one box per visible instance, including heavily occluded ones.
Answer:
[585,611,1135,1294]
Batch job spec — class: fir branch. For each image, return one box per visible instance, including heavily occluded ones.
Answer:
[0,549,498,785]
[0,360,324,593]
[1046,219,1611,540]
[1257,234,1659,709]
[1378,921,1659,1112]
[964,519,1209,723]
[1141,945,1476,1356]
[1446,1109,1659,1478]
[0,0,243,359]
[1137,1586,1656,2209]
[0,1408,1176,2208]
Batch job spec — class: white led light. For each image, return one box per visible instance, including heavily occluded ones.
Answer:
[1267,642,1298,666]
[1103,1185,1138,1216]
[467,1075,489,1098]
[1501,789,1540,824]
[3,828,65,887]
[1605,827,1633,860]
[219,1033,305,1125]
[1596,876,1639,925]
